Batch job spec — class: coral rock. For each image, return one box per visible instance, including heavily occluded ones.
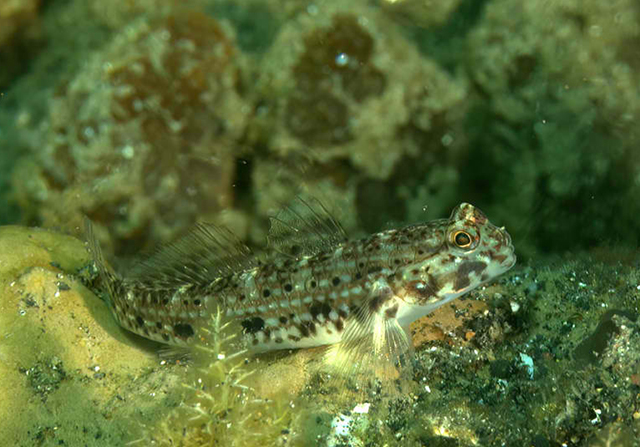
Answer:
[254,2,467,180]
[13,11,250,256]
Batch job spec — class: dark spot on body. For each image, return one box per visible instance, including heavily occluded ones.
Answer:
[194,299,201,306]
[454,261,488,291]
[162,298,169,306]
[385,304,399,319]
[367,266,383,275]
[252,338,259,346]
[156,322,162,329]
[263,289,271,298]
[280,316,288,324]
[298,321,317,337]
[306,321,317,335]
[162,333,170,342]
[284,284,293,292]
[332,277,340,286]
[275,337,283,344]
[238,294,246,302]
[408,275,439,299]
[242,317,265,334]
[368,295,385,312]
[135,316,144,327]
[338,308,348,319]
[355,272,362,280]
[174,323,194,338]
[310,280,317,288]
[310,302,332,320]
[288,334,301,342]
[335,319,344,332]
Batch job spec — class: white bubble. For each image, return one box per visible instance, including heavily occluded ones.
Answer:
[121,145,135,159]
[335,53,349,67]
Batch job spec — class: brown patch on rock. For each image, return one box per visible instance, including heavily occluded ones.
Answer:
[410,299,489,348]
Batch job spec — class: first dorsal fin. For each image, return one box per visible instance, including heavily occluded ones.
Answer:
[267,195,347,259]
[128,223,255,288]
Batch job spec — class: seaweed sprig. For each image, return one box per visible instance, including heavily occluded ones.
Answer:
[129,308,294,446]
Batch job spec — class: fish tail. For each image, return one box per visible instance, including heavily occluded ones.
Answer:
[83,217,120,300]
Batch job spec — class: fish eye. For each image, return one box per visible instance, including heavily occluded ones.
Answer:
[452,230,473,248]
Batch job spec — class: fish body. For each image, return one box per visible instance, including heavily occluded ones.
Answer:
[86,198,515,358]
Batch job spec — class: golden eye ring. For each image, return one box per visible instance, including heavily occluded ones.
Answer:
[452,230,473,248]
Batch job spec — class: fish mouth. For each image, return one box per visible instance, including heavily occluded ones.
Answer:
[504,243,517,269]
[506,251,517,269]
[498,227,516,269]
[499,226,513,247]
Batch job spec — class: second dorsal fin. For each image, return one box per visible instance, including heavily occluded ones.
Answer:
[267,195,348,259]
[128,223,255,288]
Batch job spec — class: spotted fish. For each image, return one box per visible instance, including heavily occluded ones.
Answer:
[85,197,516,363]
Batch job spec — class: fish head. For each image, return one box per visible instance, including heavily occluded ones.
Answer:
[394,203,516,318]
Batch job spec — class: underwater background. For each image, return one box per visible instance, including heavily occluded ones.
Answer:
[0,0,639,445]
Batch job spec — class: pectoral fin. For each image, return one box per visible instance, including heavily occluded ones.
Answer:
[323,284,414,392]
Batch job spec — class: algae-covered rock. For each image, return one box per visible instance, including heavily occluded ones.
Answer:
[11,9,249,259]
[380,0,463,28]
[253,0,467,181]
[0,226,184,446]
